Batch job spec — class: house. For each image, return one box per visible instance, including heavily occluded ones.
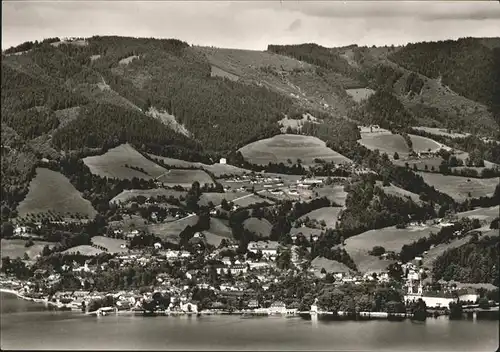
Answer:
[219,158,227,164]
[269,301,287,315]
[248,299,259,309]
[247,241,279,258]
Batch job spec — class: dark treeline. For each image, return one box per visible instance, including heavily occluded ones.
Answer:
[432,235,499,286]
[3,37,61,54]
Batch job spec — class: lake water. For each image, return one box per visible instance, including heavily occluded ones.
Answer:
[1,292,498,351]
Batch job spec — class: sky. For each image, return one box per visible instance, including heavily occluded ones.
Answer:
[2,1,500,50]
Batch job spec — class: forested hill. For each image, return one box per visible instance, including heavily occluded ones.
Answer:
[268,38,500,136]
[388,38,500,115]
[2,35,499,212]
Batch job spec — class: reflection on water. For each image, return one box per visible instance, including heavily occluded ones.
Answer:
[1,292,498,351]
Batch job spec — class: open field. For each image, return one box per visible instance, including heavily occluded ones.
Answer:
[409,134,443,152]
[198,191,249,207]
[90,236,128,254]
[207,218,233,238]
[412,126,470,139]
[416,172,498,202]
[375,181,422,204]
[148,215,199,243]
[148,154,249,177]
[314,185,348,206]
[455,205,499,222]
[17,168,97,220]
[311,256,354,275]
[238,134,351,167]
[157,169,214,188]
[345,224,439,273]
[233,194,274,207]
[299,207,343,229]
[110,189,187,205]
[243,217,272,238]
[83,144,168,180]
[345,88,375,103]
[358,133,410,156]
[1,239,56,261]
[62,245,105,256]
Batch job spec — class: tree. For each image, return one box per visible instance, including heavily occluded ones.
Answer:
[1,222,14,238]
[393,152,399,160]
[369,246,386,256]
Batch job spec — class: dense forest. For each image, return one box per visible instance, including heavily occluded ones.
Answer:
[349,90,415,129]
[432,235,499,286]
[51,102,198,152]
[389,38,500,112]
[338,176,436,238]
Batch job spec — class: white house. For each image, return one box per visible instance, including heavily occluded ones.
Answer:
[248,241,279,258]
[269,301,287,315]
[219,158,227,164]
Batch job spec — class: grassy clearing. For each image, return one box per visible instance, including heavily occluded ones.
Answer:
[358,133,410,156]
[90,236,127,254]
[375,181,422,204]
[148,215,199,243]
[299,207,342,229]
[210,66,239,81]
[345,88,375,103]
[148,154,249,178]
[455,205,499,222]
[409,134,443,152]
[233,194,274,207]
[83,144,168,180]
[314,185,348,206]
[1,239,56,261]
[110,189,187,205]
[198,191,249,207]
[157,169,214,188]
[238,134,351,167]
[344,224,438,273]
[17,168,97,220]
[311,257,353,275]
[208,218,233,238]
[243,217,272,238]
[416,172,498,202]
[62,245,105,256]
